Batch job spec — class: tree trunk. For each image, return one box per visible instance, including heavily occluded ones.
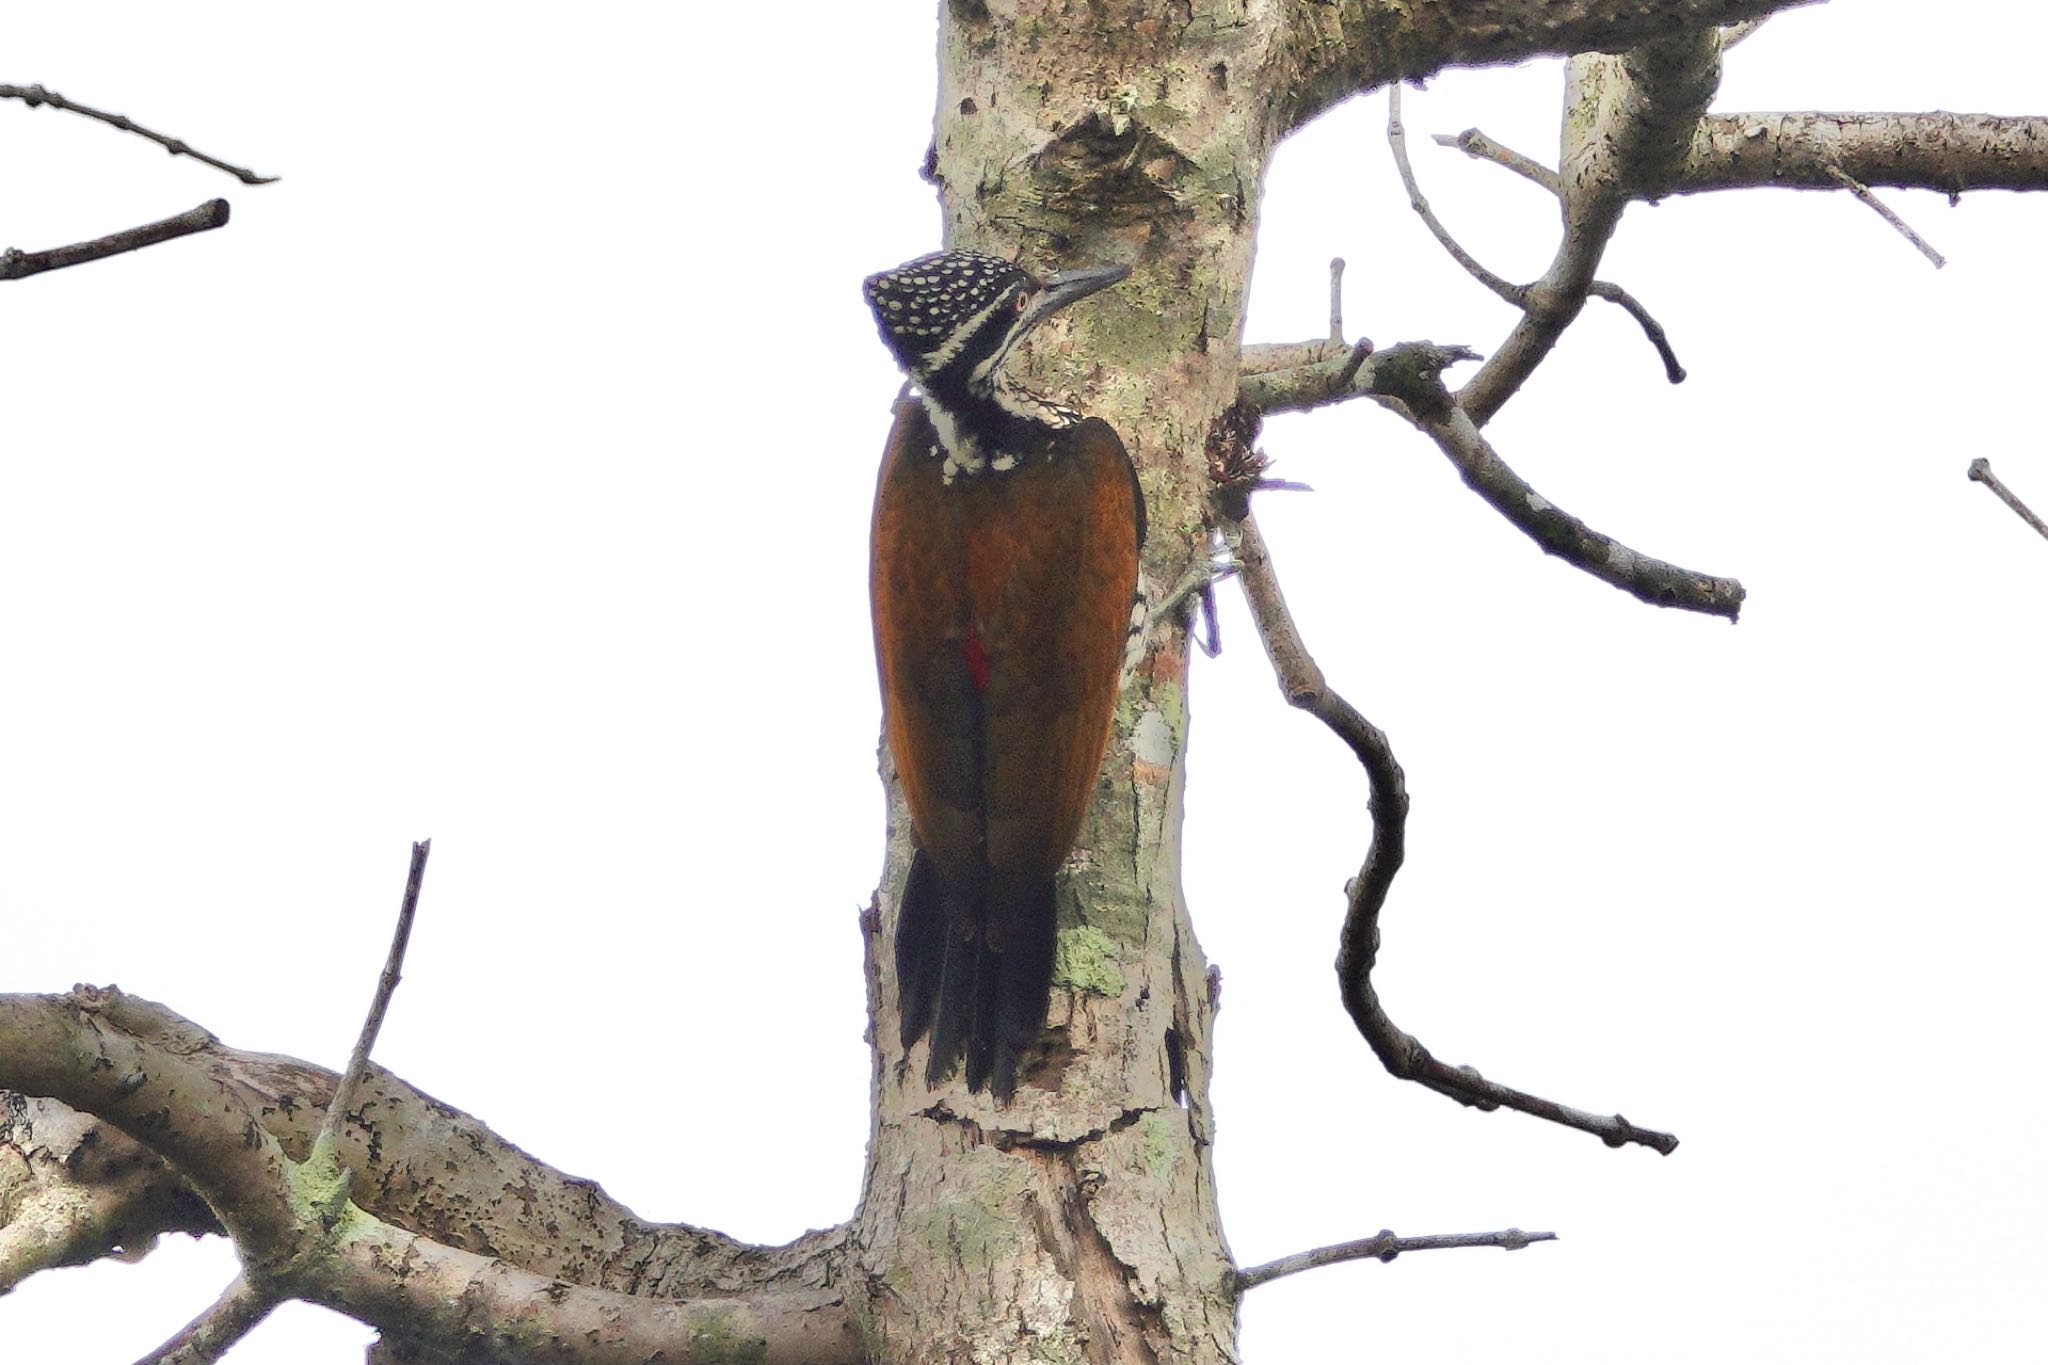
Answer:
[847,3,1268,1358]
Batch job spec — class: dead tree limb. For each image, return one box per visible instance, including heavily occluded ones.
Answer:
[0,989,861,1365]
[1215,490,1678,1153]
[133,1276,273,1365]
[1238,1227,1556,1292]
[1390,89,1686,382]
[1968,459,2048,542]
[1,199,230,281]
[0,83,276,183]
[1461,31,1725,423]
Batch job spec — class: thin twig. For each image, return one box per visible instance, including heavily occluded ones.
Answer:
[0,83,276,184]
[1327,257,1346,343]
[1222,504,1678,1154]
[1156,556,1240,625]
[310,840,431,1173]
[1968,459,2048,541]
[1398,100,1683,386]
[1237,1227,1556,1293]
[0,199,229,282]
[1433,127,1561,196]
[132,1274,275,1365]
[1385,352,1741,619]
[1389,88,1526,307]
[1826,166,1946,268]
[1587,280,1687,383]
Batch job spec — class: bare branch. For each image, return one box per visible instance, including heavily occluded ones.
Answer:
[1237,337,1731,615]
[1826,166,1946,267]
[1434,126,1560,195]
[1385,354,1743,618]
[1280,0,1815,136]
[0,1096,218,1291]
[1677,111,2048,196]
[311,840,430,1176]
[0,199,231,282]
[0,990,862,1365]
[133,1275,274,1365]
[1389,88,1526,308]
[1237,1227,1556,1292]
[1461,32,1724,423]
[1328,256,1347,342]
[1968,459,2048,542]
[0,83,276,183]
[1407,114,1685,382]
[0,990,839,1298]
[1219,501,1678,1154]
[1586,280,1687,382]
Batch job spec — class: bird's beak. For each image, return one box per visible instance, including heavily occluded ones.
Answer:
[1018,262,1130,336]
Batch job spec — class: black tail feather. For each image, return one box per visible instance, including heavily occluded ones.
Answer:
[895,849,1056,1103]
[896,851,944,1050]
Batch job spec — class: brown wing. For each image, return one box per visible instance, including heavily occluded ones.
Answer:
[871,402,985,886]
[968,417,1141,885]
[873,406,1141,891]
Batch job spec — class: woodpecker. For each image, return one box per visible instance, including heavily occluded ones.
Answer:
[864,249,1144,1101]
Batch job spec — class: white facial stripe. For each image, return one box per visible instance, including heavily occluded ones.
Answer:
[918,292,1012,378]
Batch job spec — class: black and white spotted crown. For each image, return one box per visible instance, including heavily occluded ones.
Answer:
[863,250,1028,368]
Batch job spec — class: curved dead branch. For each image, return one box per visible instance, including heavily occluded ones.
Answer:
[1435,126,1560,193]
[1392,355,1744,617]
[0,989,857,1363]
[1238,339,1742,617]
[1217,498,1677,1154]
[0,83,276,184]
[1390,89,1686,383]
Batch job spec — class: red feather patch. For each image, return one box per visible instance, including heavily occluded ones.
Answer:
[961,628,992,693]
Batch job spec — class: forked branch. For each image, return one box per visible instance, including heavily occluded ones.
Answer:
[0,844,860,1365]
[1238,338,1743,618]
[1390,88,1686,383]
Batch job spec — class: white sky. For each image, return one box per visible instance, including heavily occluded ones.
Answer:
[3,3,2043,1361]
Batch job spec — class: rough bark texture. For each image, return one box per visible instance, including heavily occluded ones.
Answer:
[846,5,1253,1354]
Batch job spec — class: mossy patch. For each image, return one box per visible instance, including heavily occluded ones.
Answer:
[899,1151,1029,1269]
[1054,925,1127,997]
[1138,1111,1180,1182]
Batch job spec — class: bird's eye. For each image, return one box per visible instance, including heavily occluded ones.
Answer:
[1012,290,1029,312]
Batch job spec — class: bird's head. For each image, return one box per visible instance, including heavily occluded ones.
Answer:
[863,250,1128,398]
